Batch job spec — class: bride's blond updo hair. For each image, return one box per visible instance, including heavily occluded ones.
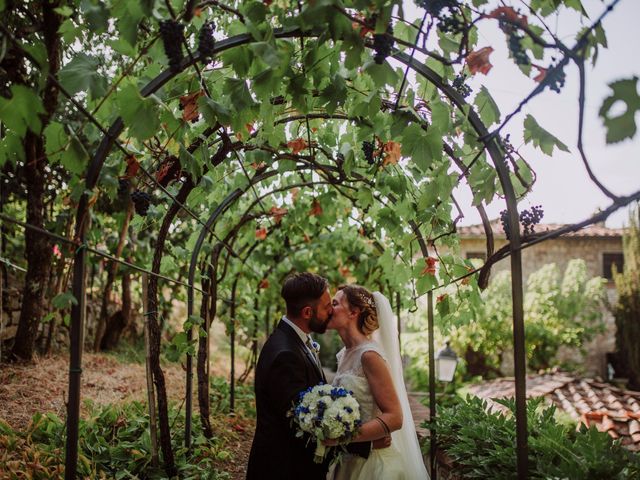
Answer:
[337,285,379,336]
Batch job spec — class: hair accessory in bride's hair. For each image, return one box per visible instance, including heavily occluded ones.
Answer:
[359,293,375,309]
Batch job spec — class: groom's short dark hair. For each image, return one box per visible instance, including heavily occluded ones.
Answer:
[281,272,329,317]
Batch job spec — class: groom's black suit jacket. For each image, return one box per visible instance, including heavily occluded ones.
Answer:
[246,320,370,480]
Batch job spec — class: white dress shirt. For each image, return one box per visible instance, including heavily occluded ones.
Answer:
[281,316,320,366]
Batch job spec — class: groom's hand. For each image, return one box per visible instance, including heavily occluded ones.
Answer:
[372,435,391,450]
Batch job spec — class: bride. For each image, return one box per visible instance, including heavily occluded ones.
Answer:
[324,285,429,479]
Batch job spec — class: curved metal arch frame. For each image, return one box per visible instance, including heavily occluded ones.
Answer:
[67,28,526,479]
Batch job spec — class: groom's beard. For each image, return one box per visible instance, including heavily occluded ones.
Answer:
[309,308,331,334]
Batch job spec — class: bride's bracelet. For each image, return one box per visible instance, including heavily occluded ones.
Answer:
[375,416,390,437]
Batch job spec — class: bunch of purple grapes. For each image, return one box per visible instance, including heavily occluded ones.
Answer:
[373,25,394,64]
[418,0,459,17]
[520,205,544,235]
[452,74,472,98]
[500,205,544,239]
[159,20,185,71]
[198,21,216,59]
[131,190,152,217]
[362,141,375,165]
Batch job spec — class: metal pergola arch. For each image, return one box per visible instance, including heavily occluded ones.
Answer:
[66,27,527,479]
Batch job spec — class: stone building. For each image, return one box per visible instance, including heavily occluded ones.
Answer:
[457,220,626,378]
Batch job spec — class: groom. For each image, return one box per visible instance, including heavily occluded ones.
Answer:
[247,272,377,480]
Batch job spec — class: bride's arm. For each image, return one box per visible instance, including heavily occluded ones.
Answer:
[332,350,403,444]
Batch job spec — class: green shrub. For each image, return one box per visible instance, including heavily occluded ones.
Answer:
[0,400,233,479]
[422,395,640,479]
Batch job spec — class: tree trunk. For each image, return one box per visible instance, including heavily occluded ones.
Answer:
[100,270,132,350]
[11,2,62,361]
[229,277,238,414]
[94,204,132,351]
[197,261,215,438]
[147,178,194,477]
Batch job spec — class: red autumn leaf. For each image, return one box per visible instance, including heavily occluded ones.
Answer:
[250,161,267,171]
[461,266,475,285]
[309,198,323,216]
[125,155,140,178]
[270,206,288,224]
[180,90,204,122]
[290,188,300,202]
[436,293,448,303]
[259,278,270,289]
[287,137,308,154]
[532,65,547,83]
[352,14,373,39]
[255,228,268,240]
[246,123,255,134]
[382,141,401,165]
[155,155,181,187]
[486,7,528,29]
[421,257,438,276]
[339,265,351,278]
[466,47,494,76]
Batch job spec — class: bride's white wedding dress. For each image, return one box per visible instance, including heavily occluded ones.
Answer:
[328,293,430,480]
[330,342,406,479]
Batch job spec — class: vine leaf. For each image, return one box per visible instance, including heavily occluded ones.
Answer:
[466,47,494,76]
[255,228,268,240]
[287,138,307,154]
[0,85,45,137]
[117,83,161,141]
[421,257,438,276]
[180,91,204,122]
[474,86,501,126]
[269,206,288,224]
[485,7,528,28]
[382,141,401,166]
[523,114,569,155]
[532,65,547,83]
[44,122,87,175]
[598,77,640,144]
[402,124,441,171]
[125,155,140,178]
[58,53,108,100]
[309,199,323,216]
[155,155,181,187]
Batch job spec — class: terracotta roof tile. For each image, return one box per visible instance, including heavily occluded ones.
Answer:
[467,372,640,451]
[458,219,626,238]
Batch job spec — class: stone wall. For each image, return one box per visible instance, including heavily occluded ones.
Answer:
[460,235,623,378]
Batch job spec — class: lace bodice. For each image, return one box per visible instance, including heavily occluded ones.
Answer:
[332,341,387,423]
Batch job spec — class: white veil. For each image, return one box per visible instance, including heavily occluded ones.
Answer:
[371,292,430,479]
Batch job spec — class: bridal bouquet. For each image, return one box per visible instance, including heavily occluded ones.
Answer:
[288,384,362,463]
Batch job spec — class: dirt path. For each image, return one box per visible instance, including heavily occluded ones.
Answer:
[0,353,255,479]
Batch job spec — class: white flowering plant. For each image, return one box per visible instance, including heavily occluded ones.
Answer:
[288,383,362,463]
